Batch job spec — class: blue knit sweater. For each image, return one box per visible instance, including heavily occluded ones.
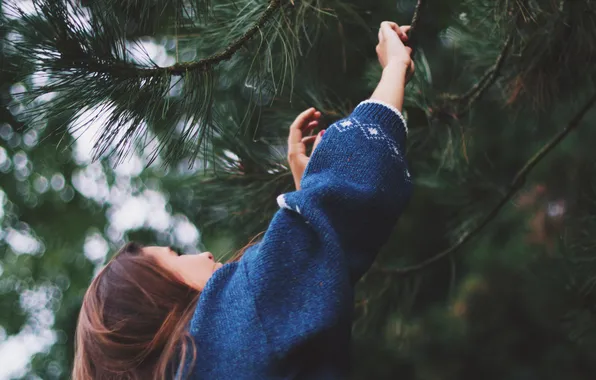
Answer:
[185,101,412,379]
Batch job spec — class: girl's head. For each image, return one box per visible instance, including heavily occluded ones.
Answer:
[72,242,224,380]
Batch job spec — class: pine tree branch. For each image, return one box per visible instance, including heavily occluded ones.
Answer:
[442,33,513,118]
[61,0,282,78]
[457,33,513,117]
[378,92,596,276]
[132,0,282,77]
[409,0,425,34]
[408,0,425,58]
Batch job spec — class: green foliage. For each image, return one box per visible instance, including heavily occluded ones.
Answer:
[2,0,596,379]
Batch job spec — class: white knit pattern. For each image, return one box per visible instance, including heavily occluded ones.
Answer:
[277,194,301,214]
[332,117,402,159]
[277,194,290,210]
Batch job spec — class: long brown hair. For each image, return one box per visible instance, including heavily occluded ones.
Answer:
[73,238,260,380]
[73,242,199,380]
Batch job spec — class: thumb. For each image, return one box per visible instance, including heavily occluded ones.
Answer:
[381,23,404,47]
[313,129,325,152]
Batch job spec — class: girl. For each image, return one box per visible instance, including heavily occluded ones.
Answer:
[73,21,414,379]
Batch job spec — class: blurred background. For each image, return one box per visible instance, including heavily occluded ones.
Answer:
[1,0,596,378]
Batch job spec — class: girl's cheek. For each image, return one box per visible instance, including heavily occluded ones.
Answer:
[180,255,201,267]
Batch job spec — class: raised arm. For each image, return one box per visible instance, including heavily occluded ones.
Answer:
[239,21,414,361]
[370,22,414,112]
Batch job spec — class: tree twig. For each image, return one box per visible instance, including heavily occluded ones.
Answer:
[409,0,425,34]
[408,0,425,58]
[99,0,282,77]
[441,33,513,118]
[457,33,513,116]
[377,92,596,276]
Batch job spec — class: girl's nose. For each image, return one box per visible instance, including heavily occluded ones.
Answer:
[200,252,214,261]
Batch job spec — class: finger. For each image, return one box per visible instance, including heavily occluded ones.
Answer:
[380,22,393,34]
[385,22,400,32]
[390,23,406,41]
[304,112,321,134]
[313,129,325,151]
[381,23,403,45]
[378,27,383,43]
[305,120,319,132]
[381,21,395,30]
[390,24,410,33]
[405,46,413,56]
[289,108,316,144]
[380,24,391,40]
[386,21,399,31]
[399,26,411,43]
[292,108,317,130]
[386,23,410,45]
[301,135,317,144]
[297,110,321,131]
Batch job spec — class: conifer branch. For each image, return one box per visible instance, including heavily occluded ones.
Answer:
[456,33,513,117]
[409,0,425,34]
[378,92,596,276]
[442,33,513,118]
[408,0,425,58]
[454,34,513,102]
[2,0,296,163]
[97,0,282,77]
[141,0,282,76]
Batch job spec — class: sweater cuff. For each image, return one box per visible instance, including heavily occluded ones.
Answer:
[354,100,408,135]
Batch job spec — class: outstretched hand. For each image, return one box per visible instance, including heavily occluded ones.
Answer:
[376,22,415,81]
[370,21,415,111]
[287,108,324,190]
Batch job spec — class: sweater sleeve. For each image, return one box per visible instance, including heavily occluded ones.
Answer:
[240,101,412,358]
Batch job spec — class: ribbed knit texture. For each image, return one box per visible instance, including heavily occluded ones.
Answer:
[184,101,412,379]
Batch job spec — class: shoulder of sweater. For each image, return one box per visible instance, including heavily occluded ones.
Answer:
[353,100,408,135]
